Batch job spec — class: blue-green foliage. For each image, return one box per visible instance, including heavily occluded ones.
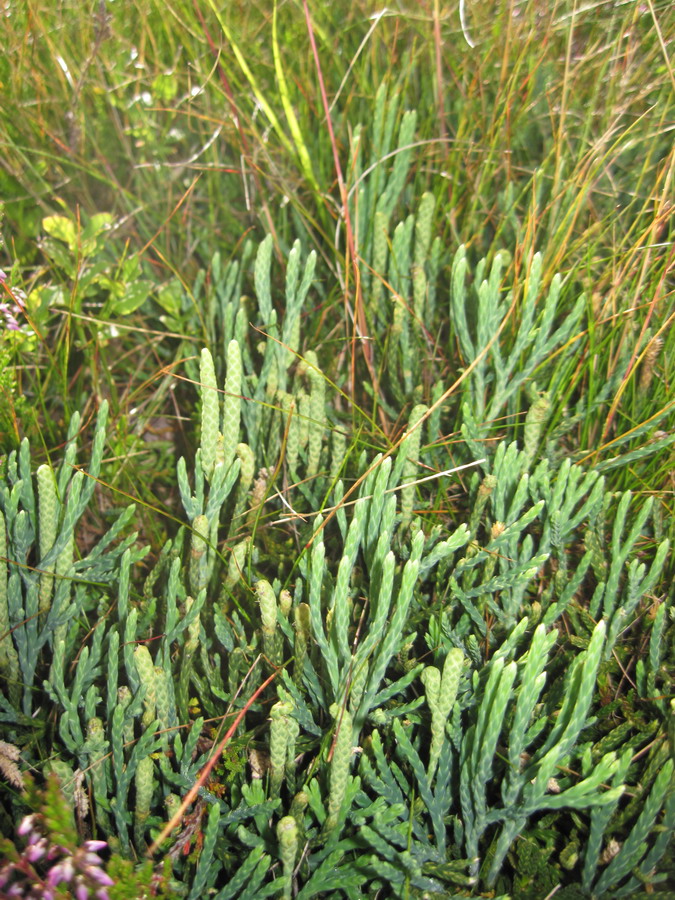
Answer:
[0,226,672,898]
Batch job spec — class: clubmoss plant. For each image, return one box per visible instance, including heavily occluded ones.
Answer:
[422,648,463,783]
[323,703,354,837]
[256,578,282,666]
[1,5,674,893]
[276,815,298,900]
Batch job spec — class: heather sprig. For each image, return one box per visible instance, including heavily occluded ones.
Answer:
[0,780,114,900]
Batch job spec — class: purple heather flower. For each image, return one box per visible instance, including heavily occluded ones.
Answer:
[47,857,75,885]
[0,301,21,330]
[25,838,48,862]
[83,841,107,853]
[0,277,27,332]
[87,867,114,887]
[10,285,25,305]
[17,814,36,836]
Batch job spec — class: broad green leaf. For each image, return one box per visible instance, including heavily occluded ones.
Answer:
[42,215,77,251]
[103,280,153,317]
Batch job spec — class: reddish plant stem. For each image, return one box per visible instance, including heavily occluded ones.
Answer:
[146,664,279,856]
[300,0,379,403]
